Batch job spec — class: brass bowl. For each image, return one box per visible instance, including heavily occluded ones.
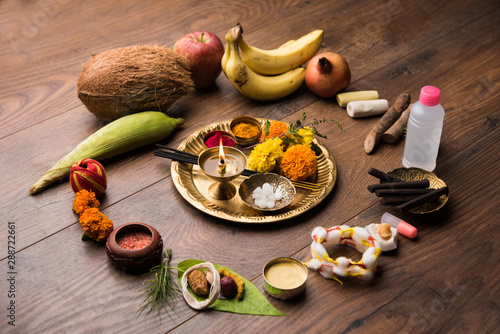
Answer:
[263,257,308,300]
[203,130,236,148]
[386,167,449,214]
[105,223,163,271]
[229,116,262,147]
[239,173,296,211]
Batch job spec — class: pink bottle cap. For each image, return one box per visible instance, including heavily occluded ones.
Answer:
[419,86,441,106]
[381,212,417,238]
[397,221,417,239]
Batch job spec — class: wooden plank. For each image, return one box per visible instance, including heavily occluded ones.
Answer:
[0,0,319,137]
[1,4,499,251]
[7,101,498,334]
[170,116,500,334]
[1,0,498,137]
[1,0,499,332]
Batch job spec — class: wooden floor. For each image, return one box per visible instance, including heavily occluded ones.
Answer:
[1,0,499,333]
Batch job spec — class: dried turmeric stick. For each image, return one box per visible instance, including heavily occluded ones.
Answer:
[364,93,411,154]
[218,268,245,301]
[383,104,412,144]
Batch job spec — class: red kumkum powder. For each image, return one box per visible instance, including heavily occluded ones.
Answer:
[117,231,152,250]
[204,131,235,148]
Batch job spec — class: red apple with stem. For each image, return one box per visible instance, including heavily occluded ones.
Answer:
[173,31,225,89]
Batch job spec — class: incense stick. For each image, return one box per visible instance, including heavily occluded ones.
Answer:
[154,148,323,191]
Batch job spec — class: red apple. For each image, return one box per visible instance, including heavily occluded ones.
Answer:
[173,31,225,89]
[305,52,351,98]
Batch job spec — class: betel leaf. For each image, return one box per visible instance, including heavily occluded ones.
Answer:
[177,259,286,316]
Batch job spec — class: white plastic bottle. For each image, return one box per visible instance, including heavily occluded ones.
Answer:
[402,86,445,171]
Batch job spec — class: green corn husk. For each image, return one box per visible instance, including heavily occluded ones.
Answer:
[29,111,183,195]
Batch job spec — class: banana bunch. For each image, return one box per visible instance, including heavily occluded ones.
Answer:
[221,24,323,101]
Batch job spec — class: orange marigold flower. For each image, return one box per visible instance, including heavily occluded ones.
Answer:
[73,189,100,215]
[260,121,289,142]
[79,208,113,242]
[280,145,317,181]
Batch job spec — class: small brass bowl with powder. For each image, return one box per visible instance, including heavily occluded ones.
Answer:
[229,115,262,146]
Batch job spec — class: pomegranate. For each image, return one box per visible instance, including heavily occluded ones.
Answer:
[305,52,351,98]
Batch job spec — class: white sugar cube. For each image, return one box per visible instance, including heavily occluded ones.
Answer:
[262,183,273,195]
[255,199,266,208]
[274,191,283,201]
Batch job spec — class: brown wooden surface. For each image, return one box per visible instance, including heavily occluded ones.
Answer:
[1,0,499,333]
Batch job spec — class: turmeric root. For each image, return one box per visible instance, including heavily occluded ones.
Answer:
[383,104,412,144]
[364,93,411,154]
[218,268,245,301]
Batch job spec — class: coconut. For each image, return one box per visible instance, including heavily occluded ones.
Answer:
[77,45,194,121]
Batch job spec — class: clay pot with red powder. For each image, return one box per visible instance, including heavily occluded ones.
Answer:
[106,223,163,271]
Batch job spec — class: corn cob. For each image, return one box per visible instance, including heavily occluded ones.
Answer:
[29,111,183,195]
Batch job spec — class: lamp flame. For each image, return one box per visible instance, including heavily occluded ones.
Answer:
[219,137,225,163]
[218,137,226,174]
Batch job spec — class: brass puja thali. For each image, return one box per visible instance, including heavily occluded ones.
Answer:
[170,119,337,223]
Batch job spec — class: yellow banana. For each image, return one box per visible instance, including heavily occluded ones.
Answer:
[222,24,305,101]
[238,28,323,75]
[279,40,295,48]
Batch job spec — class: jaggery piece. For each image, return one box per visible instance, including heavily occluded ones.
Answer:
[187,269,209,296]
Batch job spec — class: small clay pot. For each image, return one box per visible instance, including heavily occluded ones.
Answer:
[106,222,163,271]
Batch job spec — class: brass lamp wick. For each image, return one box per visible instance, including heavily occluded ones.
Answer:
[218,159,226,175]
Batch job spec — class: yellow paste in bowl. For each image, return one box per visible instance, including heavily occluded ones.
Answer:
[264,261,306,290]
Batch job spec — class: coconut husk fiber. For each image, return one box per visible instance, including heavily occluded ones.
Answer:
[77,45,194,121]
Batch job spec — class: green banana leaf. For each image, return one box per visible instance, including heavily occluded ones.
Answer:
[177,259,286,316]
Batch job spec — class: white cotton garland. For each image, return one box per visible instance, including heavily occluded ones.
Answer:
[181,262,221,310]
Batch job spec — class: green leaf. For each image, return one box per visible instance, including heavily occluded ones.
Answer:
[311,127,327,139]
[281,137,297,146]
[177,259,286,316]
[263,121,271,136]
[82,232,91,241]
[311,143,322,156]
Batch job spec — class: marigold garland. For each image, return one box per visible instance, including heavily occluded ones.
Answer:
[279,144,317,181]
[72,189,100,215]
[247,137,284,173]
[79,208,114,242]
[72,189,113,242]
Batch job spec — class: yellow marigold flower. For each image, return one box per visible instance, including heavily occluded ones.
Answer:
[293,127,315,147]
[247,137,284,173]
[280,144,317,181]
[260,121,289,142]
[79,208,113,242]
[73,189,100,215]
